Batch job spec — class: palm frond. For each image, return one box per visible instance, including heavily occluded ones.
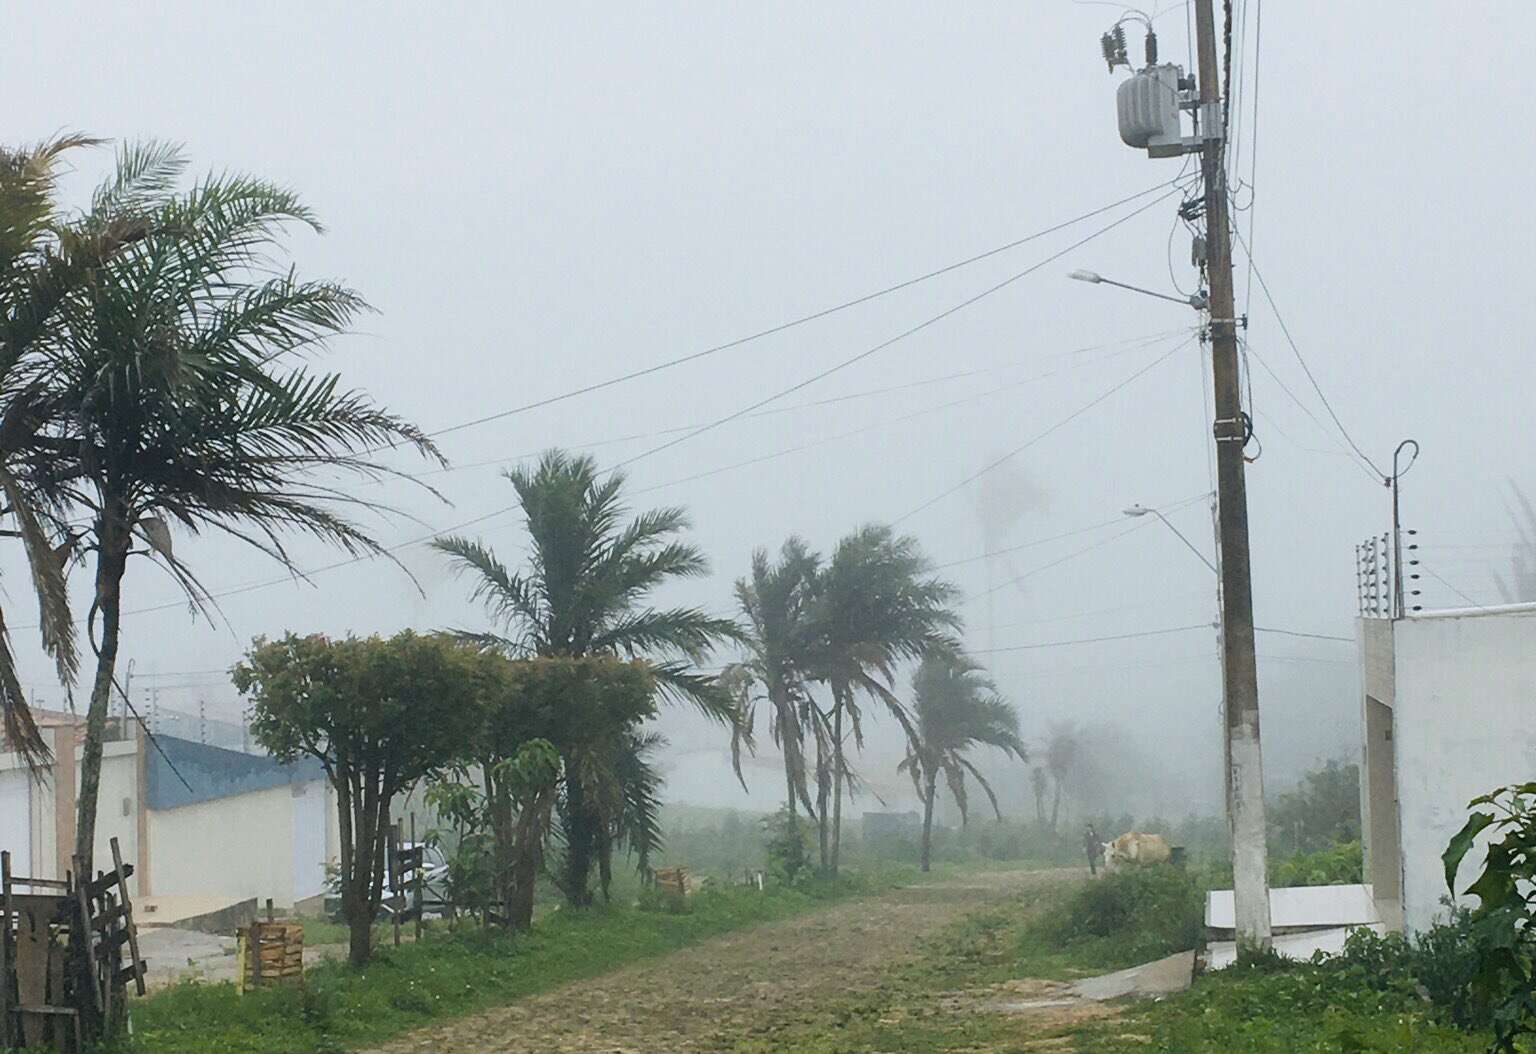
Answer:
[0,466,76,683]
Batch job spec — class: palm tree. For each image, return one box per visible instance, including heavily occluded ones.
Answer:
[35,144,441,873]
[1494,482,1536,603]
[727,538,822,822]
[803,524,961,874]
[1043,723,1082,832]
[902,651,1026,871]
[433,449,739,905]
[1029,766,1049,825]
[0,134,154,767]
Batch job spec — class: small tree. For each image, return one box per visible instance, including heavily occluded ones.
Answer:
[902,651,1026,872]
[483,656,659,909]
[236,632,483,965]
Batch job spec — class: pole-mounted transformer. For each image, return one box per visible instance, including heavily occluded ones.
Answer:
[1105,19,1220,158]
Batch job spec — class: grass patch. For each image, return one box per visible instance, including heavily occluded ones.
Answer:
[1073,956,1490,1052]
[112,867,917,1054]
[1016,865,1203,978]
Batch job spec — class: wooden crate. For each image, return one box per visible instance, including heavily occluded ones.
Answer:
[652,867,693,897]
[237,922,304,990]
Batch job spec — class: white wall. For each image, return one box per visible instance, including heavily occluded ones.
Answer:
[1393,608,1536,933]
[149,782,298,904]
[85,742,140,895]
[0,762,33,880]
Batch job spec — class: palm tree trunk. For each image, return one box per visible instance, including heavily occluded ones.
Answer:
[920,773,937,873]
[815,727,830,874]
[597,829,614,904]
[1050,776,1063,832]
[830,691,845,876]
[75,527,130,876]
[563,774,596,908]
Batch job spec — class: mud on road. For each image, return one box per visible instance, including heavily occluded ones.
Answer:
[363,868,1074,1054]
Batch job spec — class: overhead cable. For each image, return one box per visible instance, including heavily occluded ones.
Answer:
[610,189,1184,473]
[1230,225,1387,480]
[395,180,1183,450]
[970,624,1211,655]
[895,337,1192,525]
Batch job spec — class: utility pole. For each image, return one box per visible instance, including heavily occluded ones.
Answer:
[1192,0,1271,952]
[1095,0,1271,952]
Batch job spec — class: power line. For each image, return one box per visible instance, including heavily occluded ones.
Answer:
[965,520,1157,604]
[1420,566,1486,609]
[970,623,1212,655]
[610,189,1184,474]
[1230,224,1387,480]
[386,330,1186,484]
[935,491,1211,571]
[1241,341,1378,482]
[1254,626,1352,643]
[624,343,1182,497]
[395,180,1183,450]
[33,342,1181,627]
[1242,0,1264,319]
[895,337,1192,524]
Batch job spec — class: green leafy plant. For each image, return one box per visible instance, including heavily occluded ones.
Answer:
[763,806,813,885]
[423,778,499,925]
[1443,782,1536,1051]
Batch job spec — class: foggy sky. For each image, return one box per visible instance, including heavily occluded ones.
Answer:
[6,2,1532,818]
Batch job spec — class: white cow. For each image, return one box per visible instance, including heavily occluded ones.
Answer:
[1101,831,1172,872]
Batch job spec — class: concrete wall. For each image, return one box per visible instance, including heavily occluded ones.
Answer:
[149,781,307,904]
[1357,618,1401,917]
[1391,608,1536,933]
[86,741,142,895]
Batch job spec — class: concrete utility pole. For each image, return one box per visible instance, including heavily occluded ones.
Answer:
[1192,0,1272,951]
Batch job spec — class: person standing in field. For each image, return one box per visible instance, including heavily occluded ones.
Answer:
[1083,823,1103,876]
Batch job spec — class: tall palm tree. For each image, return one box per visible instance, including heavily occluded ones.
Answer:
[727,537,821,822]
[35,144,441,873]
[902,650,1026,871]
[0,134,154,767]
[433,449,739,905]
[803,524,961,874]
[1043,723,1081,832]
[1494,482,1536,604]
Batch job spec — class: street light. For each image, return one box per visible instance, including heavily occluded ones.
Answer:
[1123,503,1218,575]
[1069,269,1209,310]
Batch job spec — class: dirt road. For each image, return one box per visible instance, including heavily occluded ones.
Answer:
[364,868,1071,1054]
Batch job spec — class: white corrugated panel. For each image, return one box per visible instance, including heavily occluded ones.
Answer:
[0,767,32,879]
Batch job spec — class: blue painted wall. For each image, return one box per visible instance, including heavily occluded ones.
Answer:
[146,735,325,810]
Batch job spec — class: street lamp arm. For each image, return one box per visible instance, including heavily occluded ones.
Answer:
[1151,509,1219,575]
[1124,504,1218,575]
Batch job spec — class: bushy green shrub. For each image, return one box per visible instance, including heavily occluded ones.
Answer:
[761,807,814,885]
[637,885,693,915]
[1024,865,1204,970]
[1270,839,1363,887]
[1323,909,1499,1032]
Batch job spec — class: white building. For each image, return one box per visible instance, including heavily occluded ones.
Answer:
[0,711,333,912]
[1357,603,1536,934]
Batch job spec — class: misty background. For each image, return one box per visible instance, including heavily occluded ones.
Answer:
[5,2,1532,825]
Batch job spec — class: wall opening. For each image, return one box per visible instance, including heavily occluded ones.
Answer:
[1364,695,1402,923]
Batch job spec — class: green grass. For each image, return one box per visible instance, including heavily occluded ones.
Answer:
[1074,958,1492,1053]
[111,867,920,1054]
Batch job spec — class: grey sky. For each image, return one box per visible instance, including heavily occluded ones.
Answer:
[7,2,1532,816]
